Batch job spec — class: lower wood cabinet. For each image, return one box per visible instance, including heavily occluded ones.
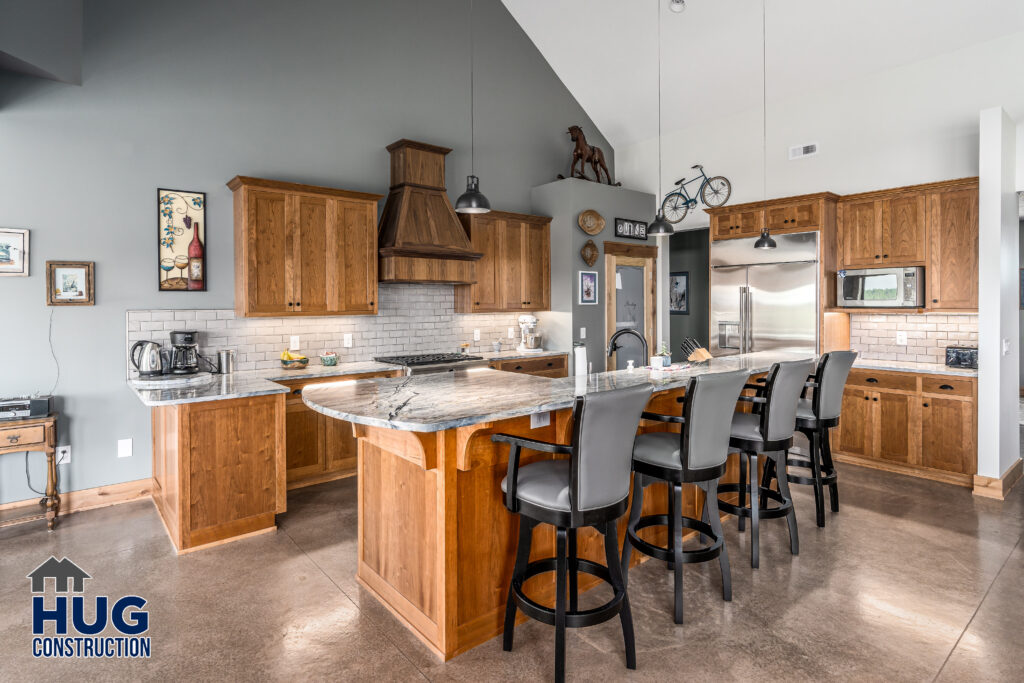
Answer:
[489,354,568,378]
[832,369,976,484]
[279,371,401,488]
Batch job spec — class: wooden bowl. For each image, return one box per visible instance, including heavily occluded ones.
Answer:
[577,209,606,235]
[281,358,309,369]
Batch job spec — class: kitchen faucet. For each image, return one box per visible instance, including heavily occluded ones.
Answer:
[606,328,648,364]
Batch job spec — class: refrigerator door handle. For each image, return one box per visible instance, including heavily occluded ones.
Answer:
[738,286,749,354]
[745,287,753,353]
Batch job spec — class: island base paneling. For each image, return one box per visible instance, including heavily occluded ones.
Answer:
[353,387,740,660]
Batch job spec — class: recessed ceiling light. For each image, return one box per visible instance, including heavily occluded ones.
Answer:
[669,0,686,13]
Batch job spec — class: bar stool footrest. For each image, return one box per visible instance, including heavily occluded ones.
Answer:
[511,558,625,628]
[785,456,838,485]
[717,482,792,519]
[626,514,723,564]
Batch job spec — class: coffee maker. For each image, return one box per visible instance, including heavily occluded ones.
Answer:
[169,330,200,375]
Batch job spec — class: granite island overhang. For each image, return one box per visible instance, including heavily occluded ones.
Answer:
[300,350,814,659]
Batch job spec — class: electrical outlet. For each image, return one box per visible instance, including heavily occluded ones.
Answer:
[473,329,480,341]
[508,327,515,339]
[895,331,907,346]
[56,446,71,465]
[530,411,551,429]
[580,327,586,339]
[117,438,133,459]
[343,333,353,348]
[289,335,300,351]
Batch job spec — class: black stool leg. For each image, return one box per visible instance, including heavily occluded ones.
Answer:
[809,430,825,528]
[603,521,636,670]
[774,453,799,555]
[667,481,677,571]
[822,428,839,512]
[671,482,684,624]
[705,479,731,601]
[504,515,533,652]
[621,473,644,583]
[568,528,579,613]
[555,527,567,683]
[737,451,748,532]
[749,452,760,569]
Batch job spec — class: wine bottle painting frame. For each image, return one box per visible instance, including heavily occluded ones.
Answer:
[157,188,206,291]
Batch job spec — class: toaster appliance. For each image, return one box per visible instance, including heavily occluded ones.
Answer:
[945,346,978,369]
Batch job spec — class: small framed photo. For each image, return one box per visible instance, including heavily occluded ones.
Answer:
[0,228,29,277]
[614,217,648,241]
[578,270,598,305]
[46,261,95,306]
[670,271,689,315]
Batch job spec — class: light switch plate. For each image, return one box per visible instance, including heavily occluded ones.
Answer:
[508,327,515,339]
[580,327,586,339]
[56,446,71,465]
[895,331,907,346]
[530,412,551,429]
[117,438,133,459]
[1003,338,1011,355]
[289,335,300,351]
[343,333,353,348]
[473,329,481,341]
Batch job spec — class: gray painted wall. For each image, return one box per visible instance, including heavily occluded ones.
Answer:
[531,179,656,373]
[0,0,82,84]
[668,228,709,362]
[0,0,612,505]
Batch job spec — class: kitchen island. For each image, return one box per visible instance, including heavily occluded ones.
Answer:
[301,350,813,659]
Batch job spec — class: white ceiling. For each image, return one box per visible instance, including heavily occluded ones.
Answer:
[502,0,1024,150]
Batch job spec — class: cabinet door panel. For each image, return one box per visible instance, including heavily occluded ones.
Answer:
[927,189,978,309]
[836,387,873,457]
[841,199,882,267]
[921,398,975,474]
[500,220,525,310]
[294,195,329,314]
[736,210,764,238]
[285,402,324,480]
[324,415,358,474]
[884,194,926,264]
[521,221,550,310]
[875,391,914,464]
[246,190,290,313]
[712,214,735,239]
[468,217,503,311]
[766,206,794,231]
[792,201,820,229]
[333,199,378,313]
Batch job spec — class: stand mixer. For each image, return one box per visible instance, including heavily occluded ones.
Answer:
[517,314,543,352]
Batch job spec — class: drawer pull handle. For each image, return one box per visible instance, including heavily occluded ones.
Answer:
[865,377,878,383]
[515,365,523,370]
[923,403,929,407]
[292,389,302,395]
[7,435,20,444]
[939,384,954,391]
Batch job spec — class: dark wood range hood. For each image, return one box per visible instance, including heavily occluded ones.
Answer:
[377,139,482,283]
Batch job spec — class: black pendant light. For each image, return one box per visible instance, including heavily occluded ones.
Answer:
[754,0,775,249]
[648,0,673,236]
[455,0,491,214]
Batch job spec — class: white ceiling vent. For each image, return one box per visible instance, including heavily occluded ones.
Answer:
[789,143,819,160]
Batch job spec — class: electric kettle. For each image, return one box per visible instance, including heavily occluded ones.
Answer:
[130,340,164,377]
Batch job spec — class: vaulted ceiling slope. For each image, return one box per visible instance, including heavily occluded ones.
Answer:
[502,0,1024,150]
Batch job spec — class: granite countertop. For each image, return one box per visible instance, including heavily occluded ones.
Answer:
[301,350,816,433]
[852,358,978,377]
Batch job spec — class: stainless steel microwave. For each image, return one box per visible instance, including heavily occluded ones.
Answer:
[836,267,925,308]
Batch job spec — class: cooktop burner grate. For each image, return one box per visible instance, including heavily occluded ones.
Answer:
[374,353,484,366]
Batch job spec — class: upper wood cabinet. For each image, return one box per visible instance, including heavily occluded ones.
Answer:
[927,185,978,310]
[707,193,836,241]
[229,176,383,317]
[838,191,926,267]
[711,209,763,240]
[455,210,551,313]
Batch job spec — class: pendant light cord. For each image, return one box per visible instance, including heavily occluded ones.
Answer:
[657,0,663,201]
[762,0,767,202]
[469,0,476,176]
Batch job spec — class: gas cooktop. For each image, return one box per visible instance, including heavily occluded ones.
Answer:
[374,353,484,367]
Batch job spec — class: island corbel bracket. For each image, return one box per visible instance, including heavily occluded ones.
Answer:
[353,424,438,470]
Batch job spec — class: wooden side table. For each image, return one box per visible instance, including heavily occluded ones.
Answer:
[0,414,60,530]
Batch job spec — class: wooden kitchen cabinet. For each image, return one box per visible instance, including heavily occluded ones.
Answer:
[455,210,551,313]
[711,209,763,240]
[838,192,926,268]
[229,176,383,317]
[874,391,915,464]
[489,353,568,378]
[707,193,837,242]
[835,387,873,458]
[920,396,975,474]
[927,186,978,310]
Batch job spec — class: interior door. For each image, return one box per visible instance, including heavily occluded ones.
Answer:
[746,261,818,353]
[246,190,290,313]
[613,265,646,370]
[709,265,746,357]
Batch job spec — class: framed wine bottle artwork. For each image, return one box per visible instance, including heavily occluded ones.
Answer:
[157,188,206,291]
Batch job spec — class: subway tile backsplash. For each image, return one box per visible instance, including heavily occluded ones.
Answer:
[848,313,977,362]
[126,284,526,376]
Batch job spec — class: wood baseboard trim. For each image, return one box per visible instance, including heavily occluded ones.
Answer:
[286,468,356,491]
[0,478,152,526]
[973,458,1024,500]
[832,452,973,488]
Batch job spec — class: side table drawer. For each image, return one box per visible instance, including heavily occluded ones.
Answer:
[1,425,45,448]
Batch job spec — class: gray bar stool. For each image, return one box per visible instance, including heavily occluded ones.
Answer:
[785,350,857,527]
[493,383,653,683]
[620,369,749,624]
[717,358,815,568]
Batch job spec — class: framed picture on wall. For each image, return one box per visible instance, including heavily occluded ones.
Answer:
[614,217,648,241]
[46,261,95,306]
[578,270,598,305]
[0,228,29,277]
[158,189,206,291]
[669,271,689,315]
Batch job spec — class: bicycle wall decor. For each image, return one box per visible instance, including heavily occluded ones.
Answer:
[660,164,732,223]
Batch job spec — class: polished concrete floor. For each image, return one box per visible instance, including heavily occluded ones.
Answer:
[2,462,1022,681]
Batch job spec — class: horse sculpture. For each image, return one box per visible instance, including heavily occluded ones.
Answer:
[564,125,620,186]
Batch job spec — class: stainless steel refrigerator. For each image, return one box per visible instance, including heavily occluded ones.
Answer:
[709,231,818,356]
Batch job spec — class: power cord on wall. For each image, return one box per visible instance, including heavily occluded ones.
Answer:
[22,308,63,497]
[48,307,60,394]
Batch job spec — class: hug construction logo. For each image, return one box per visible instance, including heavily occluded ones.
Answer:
[27,556,151,659]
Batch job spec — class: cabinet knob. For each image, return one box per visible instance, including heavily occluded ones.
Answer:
[288,302,294,307]
[932,299,938,304]
[923,403,929,407]
[296,302,300,306]
[873,397,878,402]
[292,389,301,395]
[369,301,374,306]
[863,396,869,401]
[547,362,553,367]
[874,255,880,259]
[475,301,480,305]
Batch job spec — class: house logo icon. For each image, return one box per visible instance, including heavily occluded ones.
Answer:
[27,557,92,593]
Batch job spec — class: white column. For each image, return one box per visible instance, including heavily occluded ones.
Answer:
[655,232,671,353]
[977,107,1020,480]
